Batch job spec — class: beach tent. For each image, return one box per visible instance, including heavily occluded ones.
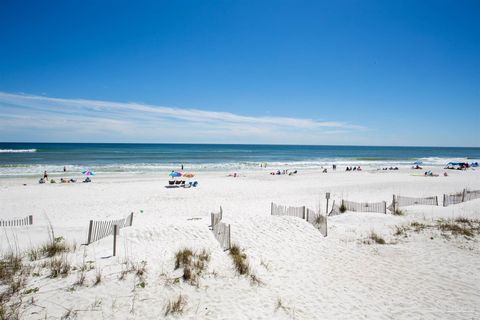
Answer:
[444,162,467,169]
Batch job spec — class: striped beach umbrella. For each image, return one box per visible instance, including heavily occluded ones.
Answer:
[82,170,96,176]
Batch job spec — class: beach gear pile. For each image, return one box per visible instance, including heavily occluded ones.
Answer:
[166,171,198,188]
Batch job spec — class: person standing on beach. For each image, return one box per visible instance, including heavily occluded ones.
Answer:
[181,164,184,170]
[63,166,66,172]
[43,171,48,179]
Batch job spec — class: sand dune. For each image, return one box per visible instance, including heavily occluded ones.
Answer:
[1,167,479,319]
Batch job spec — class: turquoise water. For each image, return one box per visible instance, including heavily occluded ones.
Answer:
[1,143,479,176]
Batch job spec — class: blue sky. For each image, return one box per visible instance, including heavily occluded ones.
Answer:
[0,0,479,146]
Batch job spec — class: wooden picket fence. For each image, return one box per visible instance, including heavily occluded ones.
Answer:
[329,199,386,215]
[0,215,33,227]
[305,208,328,237]
[210,207,231,250]
[210,206,223,229]
[270,203,305,219]
[443,189,480,207]
[388,195,438,212]
[86,212,134,245]
[271,202,327,237]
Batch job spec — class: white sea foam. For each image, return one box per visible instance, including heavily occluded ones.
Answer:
[0,149,37,153]
[1,156,477,177]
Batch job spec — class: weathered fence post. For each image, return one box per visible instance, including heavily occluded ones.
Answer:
[227,224,231,250]
[129,212,134,226]
[87,220,93,245]
[325,192,330,214]
[302,206,306,219]
[324,213,328,237]
[443,194,447,207]
[462,189,466,202]
[392,195,396,213]
[383,201,387,214]
[28,215,33,225]
[435,196,438,206]
[270,202,273,215]
[113,224,118,257]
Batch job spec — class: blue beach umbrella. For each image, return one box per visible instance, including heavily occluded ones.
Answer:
[169,171,182,178]
[413,161,423,165]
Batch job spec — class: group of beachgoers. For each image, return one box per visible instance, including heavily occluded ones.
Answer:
[165,166,198,188]
[270,169,298,176]
[381,167,399,170]
[38,169,91,184]
[346,166,362,171]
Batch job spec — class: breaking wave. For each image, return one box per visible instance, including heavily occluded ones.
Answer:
[0,149,37,153]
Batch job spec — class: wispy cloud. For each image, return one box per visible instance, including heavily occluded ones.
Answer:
[0,92,367,143]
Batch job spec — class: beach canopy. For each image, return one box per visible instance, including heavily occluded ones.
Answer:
[169,171,182,177]
[446,162,467,166]
[183,173,195,178]
[413,161,423,165]
[82,170,95,176]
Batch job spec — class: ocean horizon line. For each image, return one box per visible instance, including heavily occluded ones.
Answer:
[1,141,479,149]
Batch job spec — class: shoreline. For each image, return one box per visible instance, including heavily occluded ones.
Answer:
[1,165,479,319]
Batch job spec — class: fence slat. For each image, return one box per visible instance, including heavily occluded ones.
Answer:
[0,215,34,227]
[86,213,134,245]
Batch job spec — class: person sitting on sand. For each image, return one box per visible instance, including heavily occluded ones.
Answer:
[60,178,67,183]
[322,168,327,173]
[39,178,45,184]
[443,172,448,176]
[50,179,56,183]
[69,178,76,183]
[83,177,91,183]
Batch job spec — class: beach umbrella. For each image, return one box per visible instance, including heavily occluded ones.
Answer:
[169,171,182,177]
[183,173,195,178]
[413,161,423,165]
[82,170,96,176]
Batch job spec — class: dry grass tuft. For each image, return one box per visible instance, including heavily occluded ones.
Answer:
[173,249,210,286]
[437,218,479,238]
[392,208,405,216]
[365,231,386,245]
[410,222,427,232]
[393,218,480,241]
[41,237,70,258]
[94,270,102,286]
[48,257,71,278]
[164,294,187,316]
[393,226,408,237]
[229,245,250,275]
[0,253,22,284]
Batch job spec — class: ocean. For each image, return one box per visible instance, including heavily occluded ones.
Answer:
[0,143,479,177]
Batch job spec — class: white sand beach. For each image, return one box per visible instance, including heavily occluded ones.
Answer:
[1,166,480,319]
